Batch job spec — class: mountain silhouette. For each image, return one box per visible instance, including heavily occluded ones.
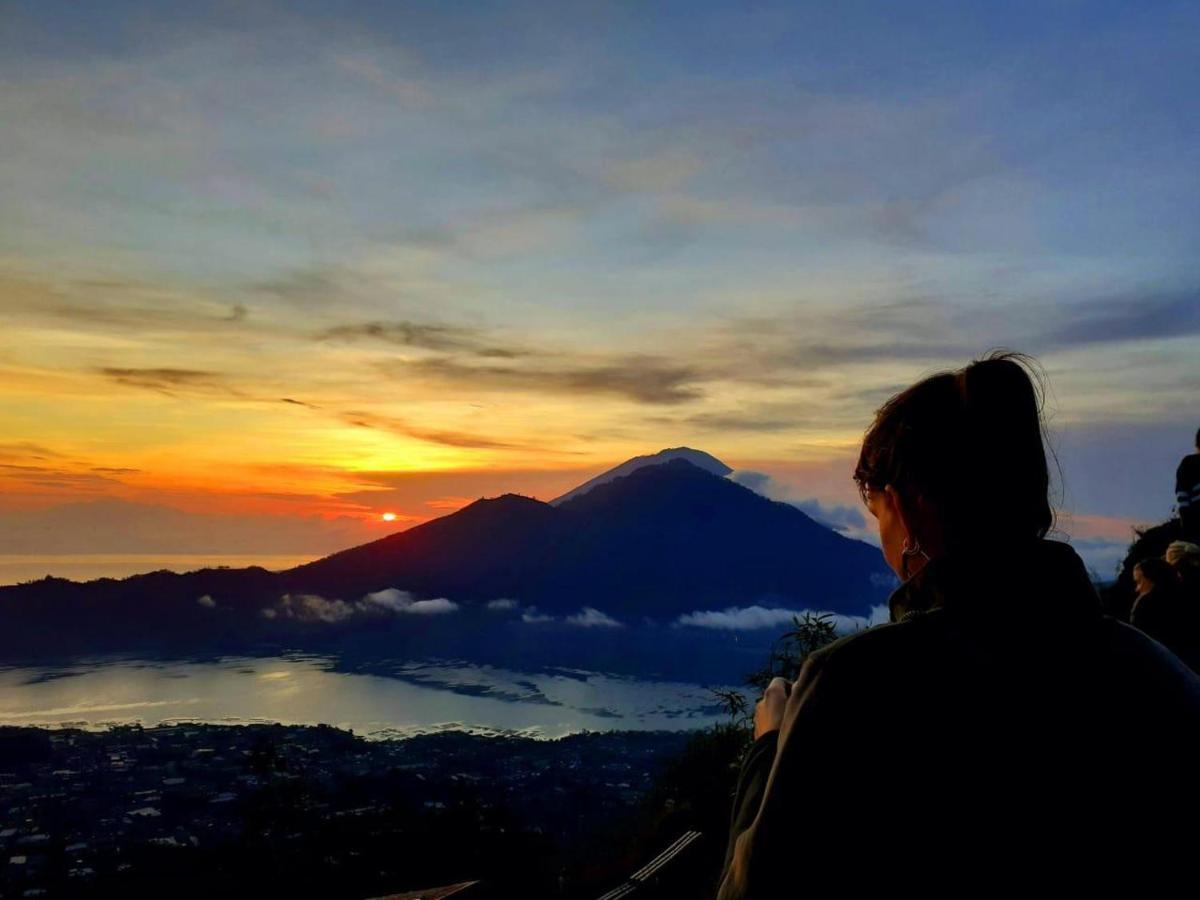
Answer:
[549,446,732,505]
[0,453,893,659]
[280,456,889,617]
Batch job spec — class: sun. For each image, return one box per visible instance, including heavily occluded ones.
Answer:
[381,512,397,522]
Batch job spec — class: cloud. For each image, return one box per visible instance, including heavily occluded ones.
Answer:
[676,605,889,631]
[320,320,523,359]
[789,498,867,532]
[486,599,620,625]
[730,470,866,531]
[565,607,624,628]
[340,410,525,450]
[0,442,62,461]
[97,367,226,394]
[407,597,459,614]
[0,466,128,494]
[277,593,359,623]
[401,356,704,405]
[197,594,217,608]
[1045,293,1200,350]
[362,588,459,615]
[277,395,529,450]
[263,588,458,623]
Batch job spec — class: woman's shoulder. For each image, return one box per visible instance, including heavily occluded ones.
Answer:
[802,614,947,681]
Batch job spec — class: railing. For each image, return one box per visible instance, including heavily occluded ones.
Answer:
[595,830,705,900]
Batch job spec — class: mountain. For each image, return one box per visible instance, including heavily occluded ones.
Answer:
[549,447,731,506]
[282,456,889,617]
[0,453,894,661]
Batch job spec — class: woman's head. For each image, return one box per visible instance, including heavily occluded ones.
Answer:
[1134,557,1175,598]
[1166,541,1200,568]
[854,351,1054,580]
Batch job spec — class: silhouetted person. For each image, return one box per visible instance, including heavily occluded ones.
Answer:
[1178,428,1200,541]
[1130,556,1196,669]
[1167,540,1200,595]
[718,353,1200,899]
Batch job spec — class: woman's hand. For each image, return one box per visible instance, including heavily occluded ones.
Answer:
[754,676,791,739]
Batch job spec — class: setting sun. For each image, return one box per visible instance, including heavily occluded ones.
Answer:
[381,512,397,522]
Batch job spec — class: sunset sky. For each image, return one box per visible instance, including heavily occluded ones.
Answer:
[2,1,1198,574]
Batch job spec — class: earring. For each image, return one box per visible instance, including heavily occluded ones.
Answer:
[900,537,930,580]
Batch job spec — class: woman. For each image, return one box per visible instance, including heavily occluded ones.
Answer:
[718,353,1200,898]
[1130,556,1200,672]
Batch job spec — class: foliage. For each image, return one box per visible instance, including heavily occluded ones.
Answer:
[616,612,849,896]
[744,611,840,690]
[704,611,844,768]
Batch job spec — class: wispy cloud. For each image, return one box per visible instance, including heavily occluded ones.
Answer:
[400,356,706,405]
[0,442,62,461]
[731,470,866,532]
[1044,293,1200,350]
[339,410,526,450]
[97,367,226,394]
[565,607,624,628]
[268,588,459,623]
[320,321,524,358]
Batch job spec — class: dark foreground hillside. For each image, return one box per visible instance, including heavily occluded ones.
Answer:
[0,723,728,899]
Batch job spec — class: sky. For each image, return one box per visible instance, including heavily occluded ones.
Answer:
[1,0,1198,576]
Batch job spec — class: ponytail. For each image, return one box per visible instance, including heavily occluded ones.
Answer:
[854,350,1054,549]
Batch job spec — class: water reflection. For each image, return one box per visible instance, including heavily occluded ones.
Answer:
[0,654,732,739]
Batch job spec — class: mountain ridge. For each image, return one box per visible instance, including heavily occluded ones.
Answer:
[0,453,894,661]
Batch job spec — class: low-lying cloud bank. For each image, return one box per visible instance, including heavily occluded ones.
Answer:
[565,607,624,628]
[729,470,866,533]
[675,604,889,632]
[261,588,458,623]
[486,598,624,628]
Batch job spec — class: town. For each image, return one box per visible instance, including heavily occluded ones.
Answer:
[0,723,696,898]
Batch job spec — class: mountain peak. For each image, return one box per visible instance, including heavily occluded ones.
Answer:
[550,447,731,506]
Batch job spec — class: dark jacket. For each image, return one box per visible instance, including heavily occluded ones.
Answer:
[1179,453,1200,537]
[718,540,1200,898]
[1131,584,1200,672]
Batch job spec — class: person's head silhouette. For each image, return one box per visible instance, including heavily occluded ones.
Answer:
[853,351,1052,581]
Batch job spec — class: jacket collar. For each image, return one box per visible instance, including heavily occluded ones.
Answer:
[888,538,1101,625]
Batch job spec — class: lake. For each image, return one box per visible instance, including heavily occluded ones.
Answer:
[0,654,736,739]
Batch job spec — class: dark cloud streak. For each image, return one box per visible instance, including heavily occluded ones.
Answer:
[319,320,523,358]
[400,356,705,405]
[1043,293,1200,349]
[98,367,225,394]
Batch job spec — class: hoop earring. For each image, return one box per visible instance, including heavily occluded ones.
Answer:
[900,537,931,580]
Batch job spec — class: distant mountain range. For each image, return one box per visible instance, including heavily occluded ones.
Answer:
[0,451,894,663]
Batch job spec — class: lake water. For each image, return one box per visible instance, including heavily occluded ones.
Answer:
[0,654,735,739]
